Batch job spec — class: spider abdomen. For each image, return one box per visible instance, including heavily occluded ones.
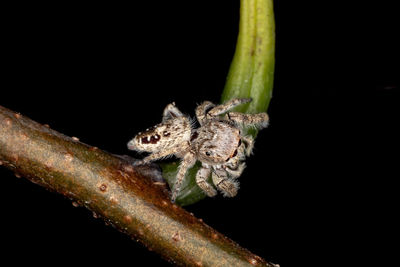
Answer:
[194,120,240,164]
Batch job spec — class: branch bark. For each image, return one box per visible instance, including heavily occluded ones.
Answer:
[0,105,275,267]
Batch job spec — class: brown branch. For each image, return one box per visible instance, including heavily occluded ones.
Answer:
[0,105,275,267]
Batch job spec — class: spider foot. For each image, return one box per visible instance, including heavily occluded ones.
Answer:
[199,183,217,197]
[170,190,178,203]
[218,179,239,197]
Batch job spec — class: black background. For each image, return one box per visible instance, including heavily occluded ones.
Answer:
[1,1,398,266]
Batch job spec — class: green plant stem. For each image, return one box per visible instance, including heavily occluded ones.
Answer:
[0,105,275,266]
[163,0,275,205]
[222,0,275,115]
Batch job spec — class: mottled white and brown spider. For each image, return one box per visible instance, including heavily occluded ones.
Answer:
[127,98,269,202]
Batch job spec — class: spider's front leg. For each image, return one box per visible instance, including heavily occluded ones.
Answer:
[133,146,181,166]
[171,152,197,202]
[195,165,217,197]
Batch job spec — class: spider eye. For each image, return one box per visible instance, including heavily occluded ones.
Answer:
[205,151,211,156]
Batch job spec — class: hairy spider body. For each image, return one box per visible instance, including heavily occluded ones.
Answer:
[192,120,240,164]
[127,98,269,202]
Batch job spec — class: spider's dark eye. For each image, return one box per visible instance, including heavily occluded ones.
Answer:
[205,151,211,156]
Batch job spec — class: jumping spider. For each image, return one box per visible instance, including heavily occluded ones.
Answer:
[127,98,269,202]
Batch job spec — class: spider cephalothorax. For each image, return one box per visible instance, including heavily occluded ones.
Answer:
[127,98,269,202]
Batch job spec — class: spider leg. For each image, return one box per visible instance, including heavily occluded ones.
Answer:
[226,112,269,129]
[171,152,196,202]
[221,135,246,172]
[195,166,217,197]
[195,101,215,126]
[225,162,246,179]
[162,102,184,122]
[212,168,239,197]
[208,98,252,117]
[238,141,248,160]
[134,144,188,165]
[240,135,255,156]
